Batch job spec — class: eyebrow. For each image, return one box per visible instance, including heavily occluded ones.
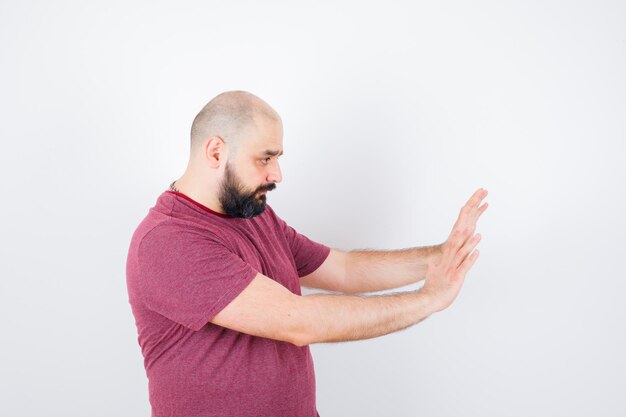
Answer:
[262,149,284,157]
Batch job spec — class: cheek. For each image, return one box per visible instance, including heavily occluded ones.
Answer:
[244,165,266,187]
[254,163,269,178]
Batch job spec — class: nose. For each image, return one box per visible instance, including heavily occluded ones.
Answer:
[266,160,282,184]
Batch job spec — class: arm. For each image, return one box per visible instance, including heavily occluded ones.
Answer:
[343,244,443,294]
[211,219,482,347]
[300,245,443,294]
[308,187,489,295]
[211,272,437,347]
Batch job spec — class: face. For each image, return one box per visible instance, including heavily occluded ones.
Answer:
[217,116,283,218]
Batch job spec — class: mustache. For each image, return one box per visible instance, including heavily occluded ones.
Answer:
[257,183,276,193]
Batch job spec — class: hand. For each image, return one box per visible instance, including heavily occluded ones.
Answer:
[444,188,488,257]
[421,188,489,312]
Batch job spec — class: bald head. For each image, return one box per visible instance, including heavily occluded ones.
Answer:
[190,91,281,159]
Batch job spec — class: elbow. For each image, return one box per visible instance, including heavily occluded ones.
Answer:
[289,321,315,347]
[288,296,317,347]
[291,336,308,347]
[292,331,318,347]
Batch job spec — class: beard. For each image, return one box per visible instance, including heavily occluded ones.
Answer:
[217,162,276,219]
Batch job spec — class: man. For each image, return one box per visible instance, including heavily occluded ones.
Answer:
[126,90,488,416]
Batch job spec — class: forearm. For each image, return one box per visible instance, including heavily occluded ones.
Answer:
[343,244,443,294]
[294,289,436,346]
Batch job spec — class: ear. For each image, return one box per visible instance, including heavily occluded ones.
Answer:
[204,136,226,167]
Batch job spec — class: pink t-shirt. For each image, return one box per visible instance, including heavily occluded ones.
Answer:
[126,190,330,417]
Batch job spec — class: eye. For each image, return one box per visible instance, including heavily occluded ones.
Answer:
[260,157,271,165]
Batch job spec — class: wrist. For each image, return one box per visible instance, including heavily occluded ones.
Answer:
[414,289,440,315]
[428,243,444,266]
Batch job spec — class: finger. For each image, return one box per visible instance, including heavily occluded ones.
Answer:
[476,202,488,219]
[465,188,488,209]
[453,233,481,269]
[454,233,480,268]
[452,210,479,239]
[448,221,474,245]
[451,189,488,240]
[458,189,488,228]
[442,231,463,266]
[458,249,479,277]
[467,202,489,226]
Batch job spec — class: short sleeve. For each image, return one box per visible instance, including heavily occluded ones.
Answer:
[271,209,331,277]
[137,224,258,331]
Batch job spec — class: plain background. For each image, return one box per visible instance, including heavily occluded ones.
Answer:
[1,1,625,416]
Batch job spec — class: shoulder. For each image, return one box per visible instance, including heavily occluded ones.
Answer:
[137,219,228,255]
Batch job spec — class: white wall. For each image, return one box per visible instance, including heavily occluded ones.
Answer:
[1,1,624,416]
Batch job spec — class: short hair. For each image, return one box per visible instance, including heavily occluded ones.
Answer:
[189,90,281,159]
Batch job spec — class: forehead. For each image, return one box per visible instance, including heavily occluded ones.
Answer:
[245,116,284,155]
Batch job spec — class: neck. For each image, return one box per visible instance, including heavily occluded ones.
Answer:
[170,174,227,215]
